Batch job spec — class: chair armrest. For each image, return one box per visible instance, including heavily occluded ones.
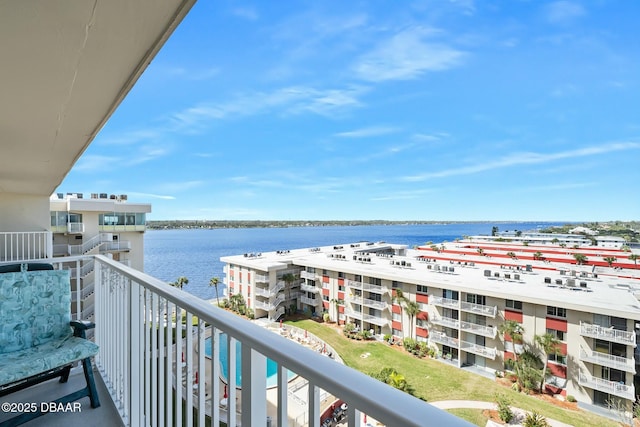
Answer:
[70,320,96,338]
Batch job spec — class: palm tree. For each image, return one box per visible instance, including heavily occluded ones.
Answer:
[506,251,517,260]
[170,276,189,290]
[533,251,543,261]
[573,253,588,265]
[628,254,639,268]
[281,273,296,314]
[603,256,617,268]
[404,300,420,340]
[209,276,221,307]
[499,320,524,362]
[534,333,561,393]
[477,248,485,256]
[393,289,406,338]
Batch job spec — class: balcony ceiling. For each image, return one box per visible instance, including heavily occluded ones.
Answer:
[0,0,196,196]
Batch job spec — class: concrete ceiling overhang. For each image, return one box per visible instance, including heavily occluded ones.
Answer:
[0,0,196,196]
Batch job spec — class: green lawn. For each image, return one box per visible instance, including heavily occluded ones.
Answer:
[446,408,488,426]
[286,319,617,427]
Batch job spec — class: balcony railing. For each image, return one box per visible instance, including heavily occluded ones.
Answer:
[300,271,316,280]
[579,348,636,373]
[580,322,636,346]
[460,340,496,360]
[255,274,270,283]
[460,301,497,318]
[344,308,388,327]
[429,295,459,309]
[300,283,319,293]
[254,281,285,298]
[459,321,497,339]
[362,283,388,294]
[430,331,459,348]
[431,315,460,329]
[1,255,468,426]
[300,295,321,306]
[0,231,52,261]
[67,222,85,234]
[578,373,635,400]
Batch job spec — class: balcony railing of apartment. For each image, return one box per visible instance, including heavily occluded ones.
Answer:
[362,283,388,294]
[299,271,317,280]
[580,322,636,346]
[431,315,460,329]
[459,321,497,339]
[68,234,104,256]
[459,301,497,318]
[300,295,320,306]
[48,254,464,427]
[67,222,85,234]
[430,331,460,348]
[459,340,497,360]
[0,231,52,261]
[578,373,635,401]
[579,347,636,373]
[255,281,285,297]
[101,240,131,252]
[254,273,270,283]
[429,295,460,309]
[300,283,319,293]
[344,308,387,327]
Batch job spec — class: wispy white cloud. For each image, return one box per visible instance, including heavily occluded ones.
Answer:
[402,142,640,182]
[521,182,596,192]
[73,155,121,172]
[126,192,176,200]
[353,27,465,82]
[157,181,205,193]
[371,189,436,201]
[127,146,170,166]
[231,7,259,21]
[334,126,399,138]
[546,1,586,25]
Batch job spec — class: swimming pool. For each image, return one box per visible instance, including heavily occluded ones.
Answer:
[204,334,296,388]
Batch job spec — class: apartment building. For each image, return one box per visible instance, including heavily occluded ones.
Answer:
[222,239,640,409]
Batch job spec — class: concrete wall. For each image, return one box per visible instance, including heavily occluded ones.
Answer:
[0,193,49,231]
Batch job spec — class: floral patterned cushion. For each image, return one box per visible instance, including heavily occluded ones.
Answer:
[0,267,99,386]
[0,336,99,385]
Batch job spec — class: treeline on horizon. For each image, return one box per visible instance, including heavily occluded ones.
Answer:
[146,219,563,230]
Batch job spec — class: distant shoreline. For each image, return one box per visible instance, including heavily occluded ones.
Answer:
[145,220,563,230]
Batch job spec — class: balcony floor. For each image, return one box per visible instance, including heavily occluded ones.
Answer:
[0,367,122,427]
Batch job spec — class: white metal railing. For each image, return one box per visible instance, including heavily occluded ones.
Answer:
[579,347,636,373]
[362,297,387,310]
[300,271,316,280]
[362,283,388,294]
[460,340,496,360]
[0,231,52,261]
[300,283,319,293]
[431,316,460,329]
[580,322,636,346]
[255,274,270,283]
[460,301,497,318]
[578,373,635,400]
[69,234,102,256]
[429,295,459,309]
[459,321,497,339]
[430,331,459,348]
[84,255,466,426]
[67,222,85,234]
[69,258,95,279]
[346,279,361,288]
[101,240,131,252]
[300,296,320,306]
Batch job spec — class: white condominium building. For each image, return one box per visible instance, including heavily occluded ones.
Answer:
[222,239,640,409]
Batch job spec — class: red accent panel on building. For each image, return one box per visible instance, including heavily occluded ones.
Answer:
[504,351,516,361]
[416,328,429,338]
[338,278,344,286]
[547,362,567,379]
[392,305,401,314]
[417,311,428,321]
[239,272,242,282]
[392,321,402,330]
[248,273,251,282]
[416,294,429,304]
[546,318,568,332]
[323,302,329,310]
[322,289,330,296]
[559,343,567,355]
[338,306,344,314]
[322,275,330,283]
[504,309,523,323]
[338,291,345,299]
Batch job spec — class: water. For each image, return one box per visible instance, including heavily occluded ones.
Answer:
[144,222,559,300]
[204,334,296,388]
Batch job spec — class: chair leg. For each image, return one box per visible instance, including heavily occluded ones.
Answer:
[59,365,72,383]
[82,357,101,408]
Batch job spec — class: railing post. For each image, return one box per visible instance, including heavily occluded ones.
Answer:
[130,279,143,426]
[241,346,267,427]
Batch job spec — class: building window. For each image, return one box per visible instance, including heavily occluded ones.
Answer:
[392,313,401,321]
[546,328,565,341]
[548,353,567,365]
[323,295,329,301]
[392,281,401,290]
[418,303,428,312]
[338,272,344,278]
[392,328,402,337]
[505,299,523,311]
[322,269,328,275]
[546,306,567,318]
[355,275,362,282]
[416,285,428,294]
[338,285,345,292]
[307,267,315,273]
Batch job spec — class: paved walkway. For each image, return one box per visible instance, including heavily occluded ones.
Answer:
[430,400,574,427]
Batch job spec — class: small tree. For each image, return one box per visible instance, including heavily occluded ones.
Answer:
[573,253,588,265]
[507,251,517,260]
[209,276,221,307]
[533,251,543,261]
[534,333,561,393]
[404,300,420,340]
[170,276,189,290]
[281,273,296,313]
[603,256,617,268]
[495,394,514,423]
[393,289,406,338]
[629,254,639,268]
[523,411,549,427]
[499,320,524,361]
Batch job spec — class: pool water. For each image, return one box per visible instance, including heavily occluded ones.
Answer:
[204,334,295,388]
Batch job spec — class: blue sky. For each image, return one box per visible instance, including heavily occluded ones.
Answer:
[58,0,640,221]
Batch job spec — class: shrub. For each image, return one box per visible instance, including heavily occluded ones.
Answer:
[323,312,330,322]
[403,338,418,352]
[383,334,392,343]
[523,411,549,427]
[495,394,514,423]
[566,395,576,403]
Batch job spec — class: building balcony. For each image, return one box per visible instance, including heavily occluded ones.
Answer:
[0,254,467,427]
[460,340,497,360]
[431,315,460,329]
[300,270,316,280]
[578,373,635,401]
[344,308,388,327]
[579,348,636,373]
[429,295,459,309]
[459,321,497,339]
[300,295,321,306]
[0,231,52,262]
[347,294,387,310]
[347,280,389,295]
[580,322,636,346]
[460,301,497,318]
[300,283,320,293]
[255,273,270,283]
[254,281,285,298]
[67,222,85,234]
[430,331,459,348]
